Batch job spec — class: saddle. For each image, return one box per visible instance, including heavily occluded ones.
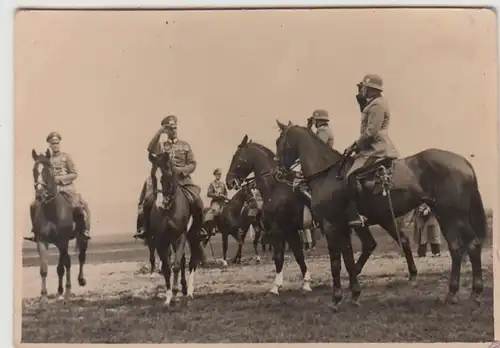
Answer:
[353,158,395,196]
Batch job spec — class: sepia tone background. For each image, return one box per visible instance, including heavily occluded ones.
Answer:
[14,8,497,238]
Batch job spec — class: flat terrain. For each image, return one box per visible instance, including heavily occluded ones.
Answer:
[21,226,494,343]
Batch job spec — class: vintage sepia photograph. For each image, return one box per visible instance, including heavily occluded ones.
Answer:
[14,6,498,344]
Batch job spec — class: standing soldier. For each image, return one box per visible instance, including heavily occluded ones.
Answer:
[344,74,400,228]
[204,168,229,236]
[413,203,441,257]
[24,132,91,241]
[307,109,334,148]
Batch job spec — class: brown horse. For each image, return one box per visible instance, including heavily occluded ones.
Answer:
[275,121,487,308]
[148,152,204,306]
[202,185,264,265]
[29,149,88,302]
[226,135,314,295]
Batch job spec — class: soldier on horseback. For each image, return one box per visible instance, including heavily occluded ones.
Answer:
[203,168,229,236]
[134,115,205,240]
[344,74,400,228]
[24,132,91,241]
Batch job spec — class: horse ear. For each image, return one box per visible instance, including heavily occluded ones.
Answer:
[239,135,249,148]
[31,149,38,161]
[45,149,51,159]
[276,119,286,131]
[288,121,293,126]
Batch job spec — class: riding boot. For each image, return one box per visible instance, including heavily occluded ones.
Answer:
[192,196,207,240]
[346,176,367,228]
[134,195,153,240]
[24,201,37,241]
[417,244,427,257]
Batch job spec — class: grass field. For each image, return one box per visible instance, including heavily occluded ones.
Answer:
[20,224,495,343]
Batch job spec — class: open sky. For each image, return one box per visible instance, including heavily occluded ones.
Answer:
[14,8,498,235]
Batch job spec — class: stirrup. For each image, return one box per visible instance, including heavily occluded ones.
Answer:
[348,215,367,228]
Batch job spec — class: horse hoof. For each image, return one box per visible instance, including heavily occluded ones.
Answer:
[78,278,86,287]
[220,260,228,268]
[329,303,340,313]
[444,293,459,305]
[348,299,361,307]
[302,283,312,292]
[269,288,279,296]
[57,294,64,301]
[187,294,194,300]
[470,293,483,306]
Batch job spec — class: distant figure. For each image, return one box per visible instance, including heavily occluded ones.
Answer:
[203,168,229,237]
[24,131,91,241]
[413,203,441,257]
[307,109,334,148]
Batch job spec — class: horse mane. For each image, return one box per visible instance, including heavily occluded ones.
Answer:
[298,125,343,158]
[247,141,276,160]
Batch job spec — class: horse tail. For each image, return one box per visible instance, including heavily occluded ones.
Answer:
[469,188,488,242]
[466,160,488,242]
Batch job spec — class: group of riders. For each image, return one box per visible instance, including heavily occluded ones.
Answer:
[25,73,398,251]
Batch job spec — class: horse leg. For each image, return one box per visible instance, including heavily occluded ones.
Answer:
[161,244,173,306]
[222,231,229,263]
[180,254,188,296]
[378,220,418,281]
[439,218,466,305]
[77,236,88,287]
[339,228,362,306]
[62,246,72,299]
[148,238,156,277]
[323,220,343,311]
[37,240,49,301]
[252,224,261,264]
[186,234,201,299]
[232,229,244,264]
[351,226,377,275]
[286,228,311,292]
[467,237,484,305]
[269,227,286,295]
[56,249,65,299]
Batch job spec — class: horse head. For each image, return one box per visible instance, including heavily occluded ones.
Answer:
[148,151,178,208]
[226,134,255,190]
[275,119,299,170]
[31,149,57,203]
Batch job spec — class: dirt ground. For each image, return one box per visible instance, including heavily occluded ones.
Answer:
[21,238,494,343]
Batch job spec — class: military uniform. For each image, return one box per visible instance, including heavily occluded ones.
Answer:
[311,109,334,148]
[413,203,441,257]
[345,74,399,227]
[26,132,91,240]
[205,169,228,222]
[135,115,204,239]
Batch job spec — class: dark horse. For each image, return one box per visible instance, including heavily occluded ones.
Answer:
[202,189,269,265]
[29,150,88,302]
[148,152,204,306]
[275,121,487,308]
[226,135,314,295]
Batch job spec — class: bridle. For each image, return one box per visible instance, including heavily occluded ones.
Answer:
[227,140,304,191]
[33,162,55,204]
